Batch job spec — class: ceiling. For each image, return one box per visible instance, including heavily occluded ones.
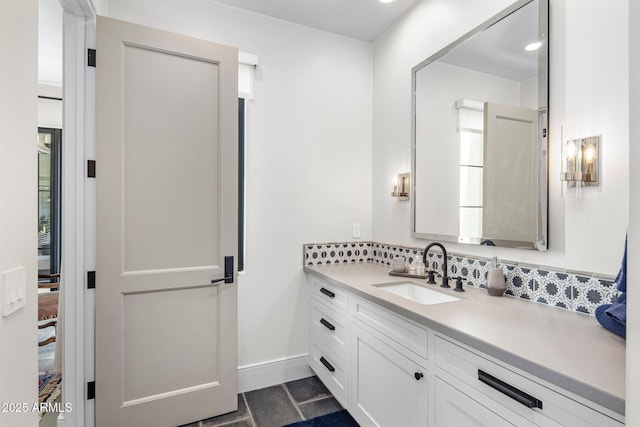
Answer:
[439,0,539,82]
[38,0,420,86]
[38,0,538,86]
[209,0,422,42]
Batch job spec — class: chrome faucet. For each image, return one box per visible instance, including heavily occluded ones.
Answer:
[423,242,450,288]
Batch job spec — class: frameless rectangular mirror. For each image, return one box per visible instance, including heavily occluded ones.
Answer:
[411,0,548,250]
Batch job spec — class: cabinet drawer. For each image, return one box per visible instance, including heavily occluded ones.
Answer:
[351,296,429,363]
[435,377,536,427]
[310,277,349,313]
[435,336,623,426]
[310,297,349,357]
[309,337,349,407]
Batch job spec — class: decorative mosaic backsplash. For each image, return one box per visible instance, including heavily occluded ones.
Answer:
[303,241,619,316]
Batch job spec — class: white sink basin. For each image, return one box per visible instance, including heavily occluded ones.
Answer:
[374,281,460,305]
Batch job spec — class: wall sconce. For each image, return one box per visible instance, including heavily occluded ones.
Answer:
[392,172,410,201]
[561,135,600,188]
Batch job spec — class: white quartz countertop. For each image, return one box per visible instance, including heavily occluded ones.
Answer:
[304,262,625,416]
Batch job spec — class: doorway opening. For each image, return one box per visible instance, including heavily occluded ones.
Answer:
[38,0,64,424]
[37,127,62,425]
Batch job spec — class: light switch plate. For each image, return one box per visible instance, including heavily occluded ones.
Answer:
[2,266,26,317]
[352,222,361,239]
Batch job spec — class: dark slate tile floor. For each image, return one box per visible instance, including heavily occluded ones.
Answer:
[178,376,345,427]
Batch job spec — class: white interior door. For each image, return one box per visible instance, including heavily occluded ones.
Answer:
[482,102,538,244]
[95,16,238,427]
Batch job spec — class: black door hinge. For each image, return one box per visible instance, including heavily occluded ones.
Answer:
[88,49,96,67]
[87,271,96,289]
[87,381,95,400]
[88,160,96,178]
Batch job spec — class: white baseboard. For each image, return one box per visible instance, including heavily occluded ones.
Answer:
[238,354,313,393]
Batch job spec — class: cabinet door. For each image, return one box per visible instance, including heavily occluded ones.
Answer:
[351,323,428,427]
[435,377,536,427]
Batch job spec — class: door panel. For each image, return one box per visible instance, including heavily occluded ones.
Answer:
[122,287,219,403]
[96,16,238,427]
[122,43,220,273]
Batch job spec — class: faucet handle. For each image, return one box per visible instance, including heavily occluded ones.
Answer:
[426,270,436,284]
[453,276,465,292]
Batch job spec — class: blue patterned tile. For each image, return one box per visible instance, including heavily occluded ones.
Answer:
[572,275,619,315]
[304,241,616,317]
[535,271,572,310]
[575,305,590,314]
[303,242,373,266]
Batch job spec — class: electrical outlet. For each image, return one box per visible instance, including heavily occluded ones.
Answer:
[352,223,361,239]
[2,266,26,317]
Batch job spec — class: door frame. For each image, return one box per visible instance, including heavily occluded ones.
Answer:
[59,1,96,426]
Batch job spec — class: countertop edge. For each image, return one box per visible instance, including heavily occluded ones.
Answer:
[304,265,625,417]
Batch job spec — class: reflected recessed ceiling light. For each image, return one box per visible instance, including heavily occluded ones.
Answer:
[379,0,395,3]
[524,41,543,51]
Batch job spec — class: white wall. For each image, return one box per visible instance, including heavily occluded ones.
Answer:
[38,0,63,85]
[38,83,63,129]
[100,0,373,367]
[520,75,538,110]
[373,0,629,276]
[0,1,39,426]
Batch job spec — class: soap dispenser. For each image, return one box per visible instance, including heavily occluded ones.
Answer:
[486,257,506,296]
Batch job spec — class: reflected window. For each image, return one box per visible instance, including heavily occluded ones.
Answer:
[457,101,484,242]
[38,128,62,279]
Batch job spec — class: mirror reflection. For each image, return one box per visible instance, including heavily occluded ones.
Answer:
[411,0,548,250]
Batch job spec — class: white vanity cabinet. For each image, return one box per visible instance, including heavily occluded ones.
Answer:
[350,296,430,427]
[308,277,351,406]
[306,273,624,427]
[308,276,431,427]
